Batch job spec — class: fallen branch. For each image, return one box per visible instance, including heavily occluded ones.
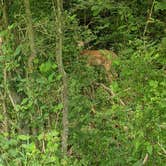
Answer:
[96,83,125,106]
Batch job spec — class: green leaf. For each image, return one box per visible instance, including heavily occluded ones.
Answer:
[8,149,18,157]
[91,5,101,16]
[8,24,15,30]
[135,140,141,151]
[133,160,142,166]
[0,114,3,121]
[0,30,8,37]
[18,135,30,141]
[155,1,166,11]
[39,61,52,73]
[21,98,28,105]
[14,45,22,56]
[149,80,158,88]
[52,63,57,69]
[57,74,62,81]
[160,37,166,49]
[22,143,36,152]
[38,133,44,140]
[48,73,55,82]
[53,103,63,112]
[34,58,39,64]
[147,143,153,155]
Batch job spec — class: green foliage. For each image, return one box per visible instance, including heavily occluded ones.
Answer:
[0,130,60,166]
[0,0,166,165]
[155,1,166,11]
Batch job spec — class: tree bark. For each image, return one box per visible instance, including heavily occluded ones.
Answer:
[0,0,9,135]
[55,0,69,155]
[23,0,37,136]
[23,0,36,72]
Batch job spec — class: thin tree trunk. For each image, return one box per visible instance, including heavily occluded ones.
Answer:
[23,0,36,72]
[1,0,23,135]
[0,68,9,134]
[1,1,8,27]
[23,0,37,136]
[0,0,9,135]
[55,0,69,155]
[1,0,22,135]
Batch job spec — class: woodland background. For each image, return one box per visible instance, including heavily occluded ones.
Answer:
[0,0,166,165]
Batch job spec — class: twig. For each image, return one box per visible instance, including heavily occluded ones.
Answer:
[143,0,155,38]
[142,153,149,165]
[96,83,125,106]
[158,142,166,154]
[7,89,19,112]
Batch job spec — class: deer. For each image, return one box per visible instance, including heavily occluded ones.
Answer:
[77,42,126,107]
[78,41,117,82]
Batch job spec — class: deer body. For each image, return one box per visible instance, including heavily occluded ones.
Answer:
[80,49,117,82]
[80,50,117,71]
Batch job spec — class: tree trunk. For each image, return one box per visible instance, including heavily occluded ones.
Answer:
[23,0,36,72]
[23,0,37,136]
[55,0,69,155]
[0,0,9,135]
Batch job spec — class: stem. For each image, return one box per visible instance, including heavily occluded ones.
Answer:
[143,0,155,38]
[24,0,36,72]
[55,0,69,155]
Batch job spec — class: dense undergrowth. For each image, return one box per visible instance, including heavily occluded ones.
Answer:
[0,0,166,165]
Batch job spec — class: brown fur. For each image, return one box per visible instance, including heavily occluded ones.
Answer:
[80,49,117,82]
[80,50,116,70]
